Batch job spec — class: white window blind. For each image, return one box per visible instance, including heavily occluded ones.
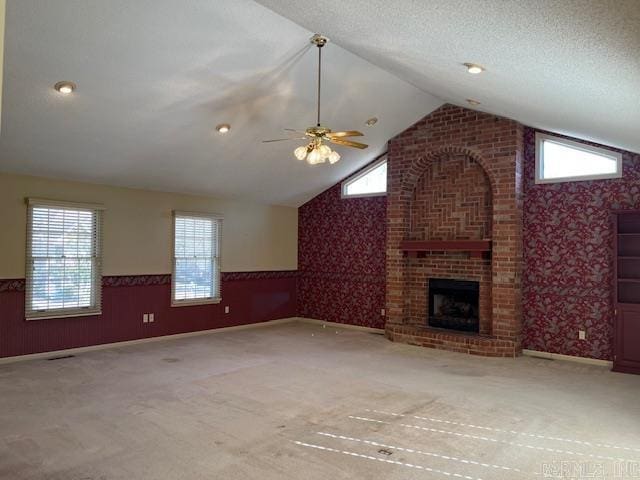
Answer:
[172,212,222,305]
[25,199,104,320]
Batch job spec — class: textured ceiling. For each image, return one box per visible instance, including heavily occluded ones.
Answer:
[258,0,640,154]
[0,0,441,206]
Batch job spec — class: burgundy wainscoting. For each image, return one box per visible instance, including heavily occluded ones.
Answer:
[0,271,297,358]
[298,177,387,329]
[522,127,640,360]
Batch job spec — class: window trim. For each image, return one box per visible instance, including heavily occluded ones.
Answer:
[535,132,622,184]
[25,198,105,321]
[171,210,223,307]
[341,155,387,198]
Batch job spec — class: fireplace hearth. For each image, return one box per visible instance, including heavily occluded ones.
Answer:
[428,278,479,333]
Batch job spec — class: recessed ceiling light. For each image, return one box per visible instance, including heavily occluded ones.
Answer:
[216,124,231,134]
[54,81,76,94]
[365,117,378,126]
[466,98,481,106]
[463,63,485,74]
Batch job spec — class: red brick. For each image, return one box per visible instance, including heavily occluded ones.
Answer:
[385,104,523,357]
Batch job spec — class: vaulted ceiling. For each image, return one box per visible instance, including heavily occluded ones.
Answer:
[1,1,638,207]
[0,0,440,206]
[258,0,640,155]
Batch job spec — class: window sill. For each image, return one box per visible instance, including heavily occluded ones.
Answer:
[171,298,221,308]
[26,310,102,321]
[341,192,387,199]
[534,172,622,184]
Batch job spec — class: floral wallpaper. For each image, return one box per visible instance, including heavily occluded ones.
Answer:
[298,179,386,329]
[0,279,25,292]
[522,127,640,360]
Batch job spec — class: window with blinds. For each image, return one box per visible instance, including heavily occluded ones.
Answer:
[172,211,222,305]
[25,199,104,320]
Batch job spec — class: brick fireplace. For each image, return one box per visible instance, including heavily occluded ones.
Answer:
[385,104,524,357]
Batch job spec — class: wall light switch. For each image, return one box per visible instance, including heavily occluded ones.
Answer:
[149,313,154,323]
[578,330,586,340]
[143,313,149,323]
[224,306,230,314]
[381,308,386,316]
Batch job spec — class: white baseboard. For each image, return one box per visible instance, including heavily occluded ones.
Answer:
[295,317,385,334]
[522,349,613,368]
[0,318,297,365]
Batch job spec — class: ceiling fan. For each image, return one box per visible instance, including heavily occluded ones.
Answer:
[263,34,368,165]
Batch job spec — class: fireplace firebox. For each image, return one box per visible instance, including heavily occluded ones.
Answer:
[428,278,479,333]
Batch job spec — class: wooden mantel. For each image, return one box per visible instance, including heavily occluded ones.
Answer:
[400,240,492,259]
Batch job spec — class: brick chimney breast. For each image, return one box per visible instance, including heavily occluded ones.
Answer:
[385,104,524,357]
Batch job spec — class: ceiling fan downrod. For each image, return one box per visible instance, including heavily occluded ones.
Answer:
[311,34,328,128]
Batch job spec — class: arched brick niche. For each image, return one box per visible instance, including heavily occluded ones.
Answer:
[385,104,524,357]
[409,152,492,241]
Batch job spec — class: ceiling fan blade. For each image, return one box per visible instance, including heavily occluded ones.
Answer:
[329,138,368,149]
[326,130,364,138]
[284,128,308,134]
[262,137,306,143]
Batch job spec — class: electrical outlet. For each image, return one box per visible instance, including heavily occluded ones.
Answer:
[143,313,149,323]
[224,306,230,314]
[149,313,154,323]
[578,330,586,340]
[381,308,386,316]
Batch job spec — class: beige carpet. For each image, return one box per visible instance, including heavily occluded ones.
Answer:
[1,322,639,479]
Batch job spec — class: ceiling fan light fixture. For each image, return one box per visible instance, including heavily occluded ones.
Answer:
[307,148,323,165]
[295,140,341,165]
[294,146,308,160]
[318,144,331,157]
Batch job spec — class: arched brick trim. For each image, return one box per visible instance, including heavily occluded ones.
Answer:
[400,146,496,201]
